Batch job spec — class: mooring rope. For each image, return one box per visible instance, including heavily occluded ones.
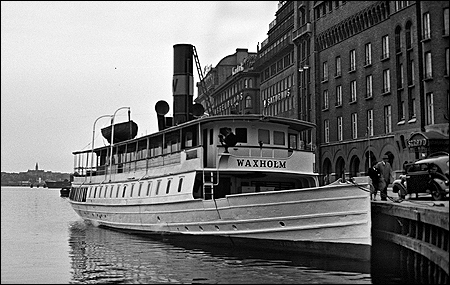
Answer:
[347,178,445,207]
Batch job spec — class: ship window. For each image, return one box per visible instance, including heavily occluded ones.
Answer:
[146,181,152,196]
[235,128,247,143]
[130,183,135,197]
[155,180,162,195]
[93,186,97,198]
[166,179,172,194]
[274,131,285,145]
[122,185,127,197]
[110,185,114,198]
[209,129,214,145]
[98,186,103,198]
[104,186,108,198]
[289,134,298,149]
[116,185,121,198]
[258,129,270,144]
[178,177,184,192]
[138,183,143,196]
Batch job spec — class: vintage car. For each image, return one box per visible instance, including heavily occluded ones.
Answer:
[392,153,449,201]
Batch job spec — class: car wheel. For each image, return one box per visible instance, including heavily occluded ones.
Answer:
[393,186,405,199]
[429,183,444,201]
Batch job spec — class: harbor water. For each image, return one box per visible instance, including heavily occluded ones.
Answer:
[2,186,405,284]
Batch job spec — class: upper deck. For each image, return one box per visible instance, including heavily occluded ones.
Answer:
[72,115,317,184]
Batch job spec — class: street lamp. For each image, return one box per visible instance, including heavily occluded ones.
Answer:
[90,114,113,182]
[109,107,130,181]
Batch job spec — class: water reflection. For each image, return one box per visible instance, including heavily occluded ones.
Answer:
[68,221,371,284]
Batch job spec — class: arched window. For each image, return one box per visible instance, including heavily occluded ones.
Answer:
[248,78,253,88]
[245,96,252,108]
[395,25,402,53]
[405,21,413,49]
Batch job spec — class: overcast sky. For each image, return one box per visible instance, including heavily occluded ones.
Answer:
[1,1,277,173]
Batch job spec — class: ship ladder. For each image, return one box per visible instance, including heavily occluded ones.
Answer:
[202,170,219,200]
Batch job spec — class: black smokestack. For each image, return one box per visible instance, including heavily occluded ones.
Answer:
[173,44,194,125]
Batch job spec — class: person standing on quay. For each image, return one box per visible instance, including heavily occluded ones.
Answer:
[375,154,394,201]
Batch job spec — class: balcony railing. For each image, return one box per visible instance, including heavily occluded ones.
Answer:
[292,23,311,41]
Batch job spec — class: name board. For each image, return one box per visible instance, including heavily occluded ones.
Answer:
[232,63,244,76]
[407,133,428,148]
[236,159,286,169]
[263,88,291,108]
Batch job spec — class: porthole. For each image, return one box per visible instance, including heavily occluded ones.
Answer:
[199,226,204,231]
[232,225,237,230]
[215,225,220,230]
[279,221,286,227]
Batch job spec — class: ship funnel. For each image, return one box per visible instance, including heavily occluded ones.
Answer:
[173,44,194,125]
[155,100,169,131]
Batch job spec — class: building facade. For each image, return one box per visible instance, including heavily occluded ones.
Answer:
[312,1,448,182]
[195,48,260,115]
[195,1,449,184]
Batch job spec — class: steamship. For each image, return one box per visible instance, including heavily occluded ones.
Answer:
[68,44,372,260]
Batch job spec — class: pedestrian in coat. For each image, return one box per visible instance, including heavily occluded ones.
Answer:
[374,154,394,201]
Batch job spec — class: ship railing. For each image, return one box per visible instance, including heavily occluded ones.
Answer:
[77,146,202,180]
[219,144,312,159]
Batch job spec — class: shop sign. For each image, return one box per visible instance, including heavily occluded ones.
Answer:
[407,133,428,148]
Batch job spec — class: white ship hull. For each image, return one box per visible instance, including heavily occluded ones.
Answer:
[70,177,371,260]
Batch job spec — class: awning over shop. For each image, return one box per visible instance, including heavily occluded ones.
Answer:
[407,131,449,155]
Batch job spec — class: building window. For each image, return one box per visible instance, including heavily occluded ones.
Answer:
[381,35,389,59]
[423,12,431,39]
[337,116,343,141]
[395,26,402,53]
[349,49,356,71]
[323,90,329,109]
[446,48,449,76]
[398,63,404,88]
[350,80,357,102]
[444,8,449,36]
[426,93,435,125]
[382,69,391,93]
[397,89,405,121]
[322,61,328,81]
[366,75,373,98]
[324,120,330,143]
[336,85,342,106]
[365,43,372,65]
[351,113,358,139]
[367,109,373,137]
[408,88,416,119]
[384,105,392,133]
[245,95,252,108]
[406,22,413,49]
[335,56,341,77]
[424,51,432,79]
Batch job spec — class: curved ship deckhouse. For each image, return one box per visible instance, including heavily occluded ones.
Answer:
[68,44,372,260]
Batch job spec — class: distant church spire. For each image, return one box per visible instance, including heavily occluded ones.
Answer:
[35,162,38,171]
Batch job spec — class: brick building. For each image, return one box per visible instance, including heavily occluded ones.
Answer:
[195,48,260,115]
[195,1,449,183]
